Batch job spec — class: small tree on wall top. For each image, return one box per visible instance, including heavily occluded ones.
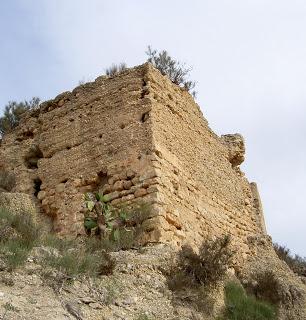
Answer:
[145,46,196,97]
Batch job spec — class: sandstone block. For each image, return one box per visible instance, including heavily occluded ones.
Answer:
[55,183,65,193]
[139,169,157,182]
[113,180,124,192]
[134,188,147,198]
[123,180,133,190]
[37,191,46,200]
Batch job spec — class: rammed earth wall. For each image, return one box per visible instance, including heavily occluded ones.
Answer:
[0,63,266,261]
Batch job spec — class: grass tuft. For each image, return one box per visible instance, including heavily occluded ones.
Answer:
[222,282,277,320]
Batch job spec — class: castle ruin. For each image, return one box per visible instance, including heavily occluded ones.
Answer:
[1,63,306,319]
[0,63,267,259]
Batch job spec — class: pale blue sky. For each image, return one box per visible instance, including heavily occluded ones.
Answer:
[1,0,305,256]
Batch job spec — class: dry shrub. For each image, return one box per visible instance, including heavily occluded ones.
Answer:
[273,243,306,277]
[146,46,196,97]
[255,271,282,305]
[255,270,303,306]
[168,235,233,290]
[0,97,40,136]
[105,63,127,76]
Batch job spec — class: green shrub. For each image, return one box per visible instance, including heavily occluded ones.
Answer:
[168,236,233,291]
[105,63,127,76]
[0,208,39,269]
[0,207,116,276]
[146,46,196,97]
[222,282,276,320]
[0,97,40,136]
[0,170,16,191]
[1,239,29,270]
[274,243,306,277]
[0,208,39,246]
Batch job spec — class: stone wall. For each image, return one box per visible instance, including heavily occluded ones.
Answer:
[0,65,157,235]
[0,63,266,260]
[140,65,266,262]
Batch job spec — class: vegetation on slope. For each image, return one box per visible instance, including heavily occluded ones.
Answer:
[0,207,115,278]
[274,242,306,277]
[222,282,276,320]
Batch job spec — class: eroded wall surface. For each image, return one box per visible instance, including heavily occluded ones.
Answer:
[0,65,159,235]
[141,65,266,262]
[0,63,266,258]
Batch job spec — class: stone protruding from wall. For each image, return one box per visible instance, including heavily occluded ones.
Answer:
[0,63,266,265]
[221,133,245,167]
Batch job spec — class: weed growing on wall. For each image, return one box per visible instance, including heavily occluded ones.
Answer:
[83,192,150,250]
[146,46,196,97]
[105,63,127,76]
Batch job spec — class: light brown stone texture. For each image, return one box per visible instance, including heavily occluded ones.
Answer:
[0,63,266,261]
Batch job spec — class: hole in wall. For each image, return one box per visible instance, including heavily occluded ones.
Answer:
[99,134,103,139]
[86,170,109,192]
[154,150,162,158]
[24,145,43,169]
[61,178,68,184]
[97,171,108,187]
[23,131,34,139]
[33,178,42,197]
[120,123,126,129]
[141,79,149,99]
[66,146,71,150]
[69,118,74,122]
[141,112,150,123]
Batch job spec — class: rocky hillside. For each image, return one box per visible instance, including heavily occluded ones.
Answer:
[0,240,231,320]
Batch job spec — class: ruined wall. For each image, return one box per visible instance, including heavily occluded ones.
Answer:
[138,65,266,261]
[0,63,266,258]
[0,65,159,235]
